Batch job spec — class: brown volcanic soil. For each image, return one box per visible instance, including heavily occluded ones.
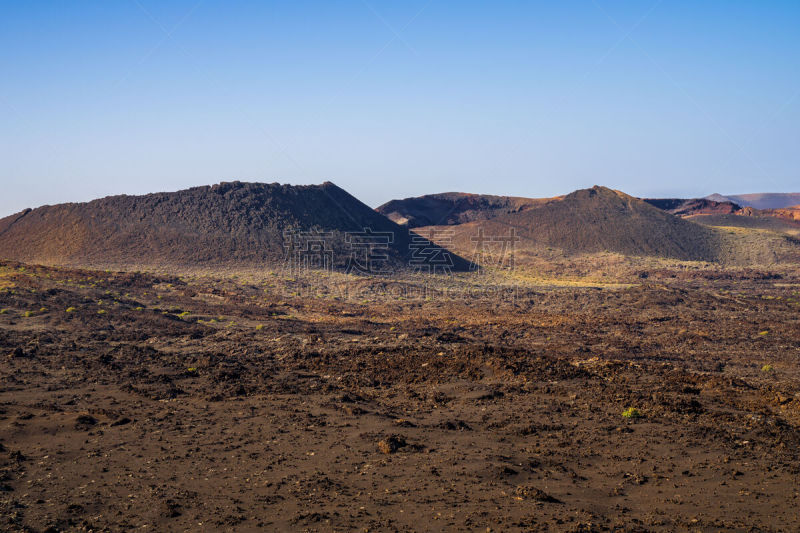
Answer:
[376,192,556,228]
[1,260,800,531]
[0,181,471,272]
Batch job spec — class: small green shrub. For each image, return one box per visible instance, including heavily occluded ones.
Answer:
[761,364,774,372]
[622,407,642,419]
[97,309,107,315]
[255,324,264,330]
[66,307,77,313]
[0,309,8,314]
[23,310,33,317]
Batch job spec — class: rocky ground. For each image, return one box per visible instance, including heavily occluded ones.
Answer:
[1,260,799,531]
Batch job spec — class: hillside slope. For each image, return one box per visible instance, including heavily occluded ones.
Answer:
[0,181,472,271]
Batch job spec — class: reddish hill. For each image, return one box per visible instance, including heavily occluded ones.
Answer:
[757,205,800,222]
[0,181,472,272]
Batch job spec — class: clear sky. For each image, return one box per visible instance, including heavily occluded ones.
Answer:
[1,1,798,217]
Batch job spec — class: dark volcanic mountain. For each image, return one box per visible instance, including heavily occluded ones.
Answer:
[376,192,556,228]
[417,186,723,261]
[380,191,741,229]
[0,181,471,271]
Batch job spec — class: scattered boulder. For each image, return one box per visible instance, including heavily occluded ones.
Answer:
[8,347,26,359]
[377,434,407,454]
[515,484,561,503]
[9,450,26,462]
[75,414,98,430]
[161,499,182,518]
[440,419,472,431]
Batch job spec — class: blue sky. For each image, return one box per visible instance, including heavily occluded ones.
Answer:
[1,1,798,216]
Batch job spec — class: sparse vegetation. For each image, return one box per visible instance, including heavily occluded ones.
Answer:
[0,180,799,531]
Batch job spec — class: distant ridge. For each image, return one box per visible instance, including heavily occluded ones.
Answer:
[0,181,472,272]
[705,193,800,210]
[644,197,800,234]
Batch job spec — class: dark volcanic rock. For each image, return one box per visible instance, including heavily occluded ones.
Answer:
[377,434,407,454]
